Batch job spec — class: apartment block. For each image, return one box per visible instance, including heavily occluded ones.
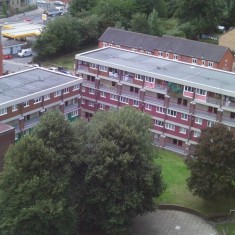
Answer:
[0,67,82,165]
[99,27,234,72]
[75,47,235,155]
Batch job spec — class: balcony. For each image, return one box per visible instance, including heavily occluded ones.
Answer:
[64,104,78,114]
[121,75,134,84]
[194,109,216,120]
[121,89,140,99]
[145,95,164,106]
[154,84,167,94]
[222,100,235,110]
[222,116,235,126]
[99,84,118,93]
[83,79,95,88]
[25,116,40,129]
[77,64,89,73]
[169,102,189,113]
[164,142,185,155]
[207,96,221,106]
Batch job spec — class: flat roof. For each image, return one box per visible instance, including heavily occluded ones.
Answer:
[0,67,82,108]
[0,123,14,133]
[76,47,235,97]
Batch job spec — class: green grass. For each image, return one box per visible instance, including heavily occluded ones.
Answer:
[216,224,235,235]
[154,149,235,216]
[42,44,98,70]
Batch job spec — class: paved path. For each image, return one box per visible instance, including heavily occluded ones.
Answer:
[131,210,217,235]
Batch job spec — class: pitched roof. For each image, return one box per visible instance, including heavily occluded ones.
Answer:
[99,27,229,63]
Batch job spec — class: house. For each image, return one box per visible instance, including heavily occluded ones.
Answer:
[75,47,235,155]
[0,67,82,168]
[219,28,235,53]
[99,27,234,71]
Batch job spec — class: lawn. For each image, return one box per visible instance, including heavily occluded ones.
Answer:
[216,224,235,235]
[154,149,235,216]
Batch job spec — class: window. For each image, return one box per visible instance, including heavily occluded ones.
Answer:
[99,65,108,72]
[192,58,197,64]
[64,87,69,94]
[103,42,108,47]
[159,51,163,57]
[195,117,202,125]
[193,131,201,138]
[133,100,139,107]
[135,74,144,80]
[34,96,42,104]
[89,88,95,94]
[181,113,188,120]
[173,54,178,60]
[44,94,50,100]
[54,90,62,97]
[165,123,175,130]
[115,45,120,48]
[156,106,165,113]
[82,87,86,92]
[81,99,85,104]
[110,94,118,101]
[207,121,215,127]
[23,101,29,107]
[100,104,105,110]
[195,88,206,95]
[184,86,193,92]
[88,101,94,107]
[90,63,97,69]
[179,127,187,134]
[73,84,80,90]
[155,120,164,127]
[145,76,155,83]
[145,103,152,110]
[167,109,177,117]
[120,97,129,104]
[100,91,106,97]
[146,51,151,55]
[0,108,7,116]
[202,60,205,66]
[12,105,18,112]
[71,110,79,117]
[166,53,169,58]
[208,61,213,67]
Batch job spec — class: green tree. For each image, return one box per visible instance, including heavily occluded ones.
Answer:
[2,0,7,16]
[148,8,163,36]
[0,111,80,235]
[130,12,150,34]
[76,107,165,234]
[69,0,97,15]
[186,123,235,199]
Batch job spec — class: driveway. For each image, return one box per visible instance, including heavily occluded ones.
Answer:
[131,210,217,235]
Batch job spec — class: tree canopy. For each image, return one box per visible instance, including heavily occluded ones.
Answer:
[0,107,164,235]
[186,123,235,199]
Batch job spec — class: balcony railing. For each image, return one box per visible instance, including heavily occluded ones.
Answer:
[121,75,134,83]
[194,109,216,120]
[222,116,235,126]
[25,116,40,129]
[222,100,235,109]
[99,84,118,93]
[207,96,221,105]
[64,104,78,114]
[77,64,89,72]
[169,102,189,112]
[154,84,167,93]
[164,142,185,155]
[145,96,164,106]
[121,89,140,99]
[83,79,95,88]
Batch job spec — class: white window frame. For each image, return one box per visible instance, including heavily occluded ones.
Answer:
[145,76,155,83]
[166,53,169,58]
[100,91,106,98]
[146,51,151,55]
[81,99,85,104]
[145,103,152,111]
[64,87,69,94]
[135,74,143,81]
[44,94,50,100]
[207,120,215,127]
[184,86,194,92]
[193,131,201,138]
[195,117,202,125]
[181,113,188,120]
[73,84,80,91]
[89,88,95,94]
[110,94,118,101]
[100,104,105,110]
[159,51,163,57]
[24,101,29,107]
[173,54,178,60]
[195,88,206,96]
[167,109,177,117]
[90,63,97,69]
[71,110,79,117]
[99,65,108,72]
[192,58,197,64]
[155,120,164,127]
[0,108,7,116]
[88,101,94,107]
[156,106,165,114]
[34,96,42,104]
[12,104,18,112]
[179,127,187,134]
[120,96,129,104]
[165,123,175,131]
[82,87,86,92]
[54,90,62,97]
[133,100,139,107]
[208,61,213,67]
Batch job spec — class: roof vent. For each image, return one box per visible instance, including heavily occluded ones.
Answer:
[38,76,44,81]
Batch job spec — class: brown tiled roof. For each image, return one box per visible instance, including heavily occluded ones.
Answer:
[99,27,229,62]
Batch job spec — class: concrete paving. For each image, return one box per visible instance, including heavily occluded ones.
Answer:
[131,210,217,235]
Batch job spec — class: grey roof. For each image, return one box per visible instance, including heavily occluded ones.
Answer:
[99,27,229,63]
[76,47,235,97]
[0,67,82,107]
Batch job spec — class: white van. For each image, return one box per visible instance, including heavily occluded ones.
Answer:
[18,48,32,58]
[55,6,64,11]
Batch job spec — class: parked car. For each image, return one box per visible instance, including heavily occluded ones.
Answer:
[44,10,62,17]
[37,0,46,4]
[54,0,65,6]
[18,48,32,57]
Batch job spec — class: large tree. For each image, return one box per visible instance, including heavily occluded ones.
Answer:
[76,107,165,234]
[0,111,79,235]
[186,123,235,199]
